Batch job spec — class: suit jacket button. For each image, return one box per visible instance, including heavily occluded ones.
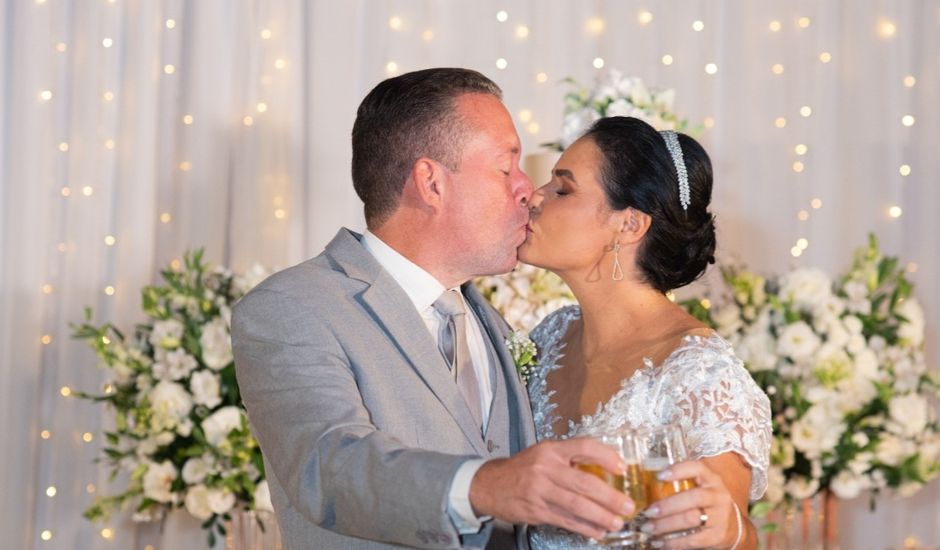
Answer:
[487,439,495,452]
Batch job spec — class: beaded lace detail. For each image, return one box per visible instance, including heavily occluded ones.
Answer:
[527,306,772,550]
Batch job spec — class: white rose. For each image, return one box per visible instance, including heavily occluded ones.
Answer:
[785,476,819,500]
[184,485,213,520]
[777,321,821,362]
[200,317,233,370]
[253,480,274,513]
[143,461,177,503]
[652,88,676,111]
[561,108,600,149]
[605,98,634,118]
[182,456,213,485]
[876,434,912,466]
[232,264,269,296]
[712,303,743,337]
[846,333,867,355]
[843,315,863,335]
[853,349,879,381]
[814,296,846,322]
[150,319,184,349]
[831,470,868,499]
[779,268,833,312]
[150,381,193,431]
[843,280,871,315]
[208,488,236,515]
[153,348,199,381]
[888,394,929,437]
[177,418,194,437]
[190,370,222,409]
[628,79,651,106]
[202,406,244,446]
[738,331,776,372]
[764,466,786,504]
[895,298,925,346]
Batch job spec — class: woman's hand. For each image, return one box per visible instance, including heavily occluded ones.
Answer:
[640,457,749,549]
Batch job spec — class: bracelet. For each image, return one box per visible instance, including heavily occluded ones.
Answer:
[729,500,744,550]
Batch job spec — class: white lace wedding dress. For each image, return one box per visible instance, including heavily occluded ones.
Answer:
[527,306,772,550]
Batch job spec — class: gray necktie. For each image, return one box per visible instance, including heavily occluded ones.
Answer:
[433,290,484,431]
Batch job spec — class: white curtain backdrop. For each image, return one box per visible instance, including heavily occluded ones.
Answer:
[2,1,938,548]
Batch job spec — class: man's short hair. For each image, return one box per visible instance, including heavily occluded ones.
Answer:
[351,68,502,228]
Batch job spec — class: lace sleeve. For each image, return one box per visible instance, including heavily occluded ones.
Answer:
[658,336,773,501]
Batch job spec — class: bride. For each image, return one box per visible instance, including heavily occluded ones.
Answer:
[519,117,772,550]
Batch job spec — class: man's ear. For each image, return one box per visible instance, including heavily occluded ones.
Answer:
[408,157,446,213]
[618,207,652,245]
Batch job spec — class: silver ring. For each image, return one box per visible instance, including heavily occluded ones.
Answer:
[698,508,709,527]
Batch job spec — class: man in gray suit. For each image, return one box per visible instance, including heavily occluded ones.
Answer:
[232,68,632,549]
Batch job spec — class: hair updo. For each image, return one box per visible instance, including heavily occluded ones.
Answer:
[582,116,716,293]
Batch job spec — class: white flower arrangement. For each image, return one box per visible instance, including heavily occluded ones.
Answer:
[547,69,691,151]
[681,235,940,513]
[476,263,576,333]
[72,251,273,547]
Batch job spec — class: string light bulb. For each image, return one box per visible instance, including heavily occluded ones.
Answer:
[586,17,605,34]
[798,210,810,221]
[901,115,914,127]
[518,109,532,123]
[422,30,434,41]
[82,186,94,196]
[819,52,832,63]
[637,10,653,25]
[496,58,508,69]
[811,198,823,209]
[797,17,811,28]
[104,235,116,246]
[163,64,176,74]
[56,42,67,52]
[903,75,916,87]
[899,164,911,176]
[59,386,71,397]
[536,72,548,83]
[46,486,57,498]
[495,10,508,23]
[772,63,785,75]
[800,105,813,117]
[593,57,605,69]
[661,54,674,66]
[104,286,115,296]
[102,38,113,48]
[274,59,287,70]
[795,144,808,155]
[515,25,529,38]
[166,19,176,29]
[877,19,897,39]
[183,114,193,125]
[527,122,540,134]
[704,63,718,75]
[41,430,51,439]
[769,20,782,32]
[888,205,903,218]
[59,142,69,152]
[40,90,53,101]
[260,28,271,39]
[388,16,402,30]
[775,117,787,128]
[692,20,704,31]
[41,531,52,541]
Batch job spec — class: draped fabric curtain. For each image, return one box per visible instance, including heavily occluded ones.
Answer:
[1,1,938,548]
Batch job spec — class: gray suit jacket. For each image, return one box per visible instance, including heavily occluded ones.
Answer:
[232,229,537,549]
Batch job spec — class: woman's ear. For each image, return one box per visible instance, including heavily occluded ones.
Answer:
[619,207,651,244]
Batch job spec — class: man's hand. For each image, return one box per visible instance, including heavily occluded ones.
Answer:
[468,438,634,540]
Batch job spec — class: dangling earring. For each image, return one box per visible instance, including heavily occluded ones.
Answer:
[612,242,624,281]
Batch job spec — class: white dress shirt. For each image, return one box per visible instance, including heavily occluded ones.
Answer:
[361,231,492,534]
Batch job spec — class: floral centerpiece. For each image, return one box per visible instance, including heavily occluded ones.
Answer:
[682,235,940,513]
[545,69,692,151]
[72,251,271,547]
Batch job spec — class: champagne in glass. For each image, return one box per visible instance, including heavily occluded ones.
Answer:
[574,432,645,547]
[640,422,699,540]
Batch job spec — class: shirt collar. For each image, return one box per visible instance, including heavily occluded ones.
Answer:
[361,230,448,312]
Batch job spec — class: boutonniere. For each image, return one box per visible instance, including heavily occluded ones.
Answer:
[506,330,538,385]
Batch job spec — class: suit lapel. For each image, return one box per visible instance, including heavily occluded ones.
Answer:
[327,230,487,454]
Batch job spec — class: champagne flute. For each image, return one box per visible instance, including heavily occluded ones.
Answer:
[640,422,699,540]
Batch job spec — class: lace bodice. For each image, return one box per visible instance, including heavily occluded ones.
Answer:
[527,306,772,550]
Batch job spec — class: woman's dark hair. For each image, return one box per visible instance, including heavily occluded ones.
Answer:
[582,116,716,292]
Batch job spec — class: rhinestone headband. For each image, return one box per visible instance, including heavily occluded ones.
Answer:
[660,130,690,211]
